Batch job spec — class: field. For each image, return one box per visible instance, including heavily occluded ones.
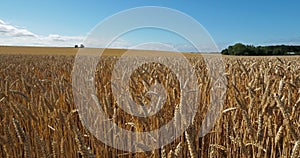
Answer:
[0,46,300,158]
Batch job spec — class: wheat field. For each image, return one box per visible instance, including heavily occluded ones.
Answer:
[0,47,299,157]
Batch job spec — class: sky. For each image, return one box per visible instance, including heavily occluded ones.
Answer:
[0,0,299,51]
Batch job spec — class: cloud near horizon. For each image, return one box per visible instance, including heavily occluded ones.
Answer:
[0,19,85,47]
[0,19,139,48]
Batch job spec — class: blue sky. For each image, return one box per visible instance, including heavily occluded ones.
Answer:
[0,0,299,51]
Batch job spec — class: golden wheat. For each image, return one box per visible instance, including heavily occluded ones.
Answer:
[0,53,299,157]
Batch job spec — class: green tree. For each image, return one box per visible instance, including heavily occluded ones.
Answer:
[221,43,300,56]
[232,43,247,55]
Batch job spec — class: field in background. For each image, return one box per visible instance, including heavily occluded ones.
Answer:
[0,46,200,57]
[0,47,300,157]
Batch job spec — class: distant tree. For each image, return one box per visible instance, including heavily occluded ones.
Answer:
[273,48,282,55]
[221,48,229,55]
[246,45,256,55]
[233,43,246,55]
[221,43,300,56]
[256,46,265,55]
[80,44,85,48]
[75,45,78,48]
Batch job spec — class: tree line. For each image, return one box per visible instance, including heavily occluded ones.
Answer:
[221,43,300,56]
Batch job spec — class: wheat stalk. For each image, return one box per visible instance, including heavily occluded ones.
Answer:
[291,140,300,158]
[185,125,197,158]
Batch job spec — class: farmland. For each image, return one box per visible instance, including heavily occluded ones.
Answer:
[0,46,300,157]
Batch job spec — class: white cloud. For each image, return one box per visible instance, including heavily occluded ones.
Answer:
[0,20,37,37]
[0,19,86,47]
[36,34,85,46]
[0,34,85,47]
[0,19,139,48]
[0,19,136,48]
